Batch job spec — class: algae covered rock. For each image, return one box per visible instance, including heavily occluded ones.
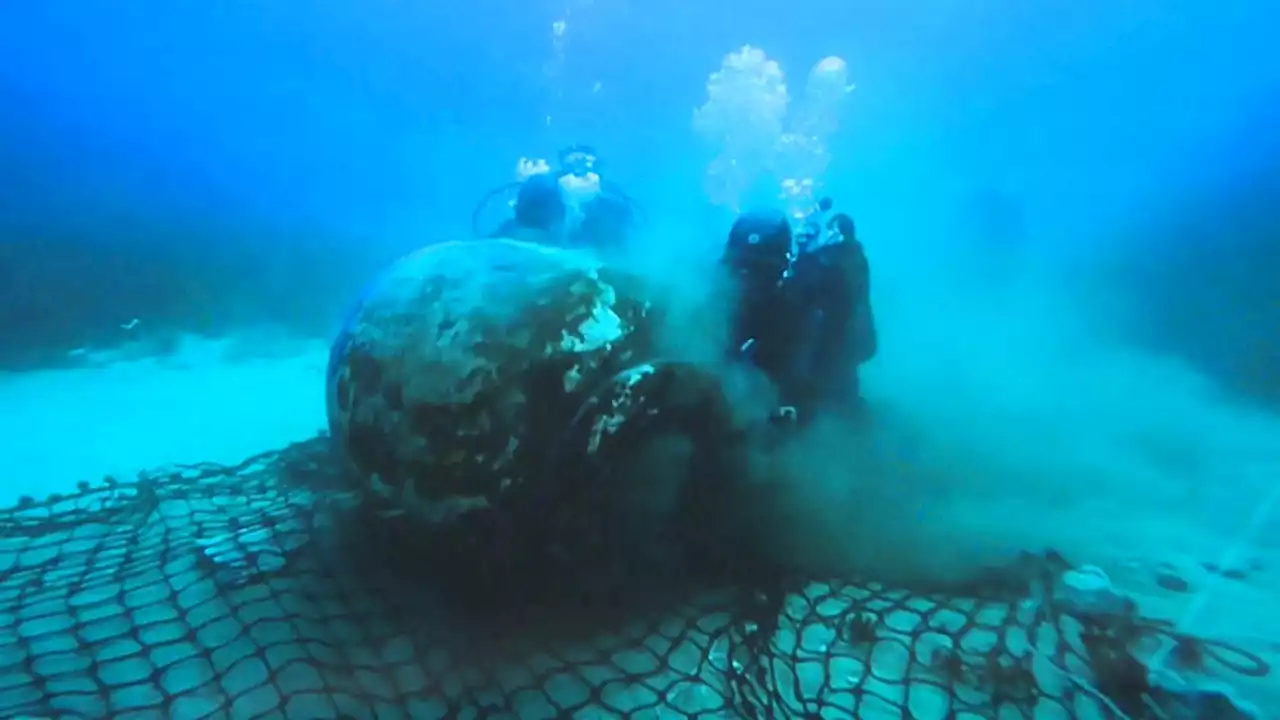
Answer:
[325,239,735,542]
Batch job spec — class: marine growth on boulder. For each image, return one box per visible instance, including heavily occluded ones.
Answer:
[326,239,743,596]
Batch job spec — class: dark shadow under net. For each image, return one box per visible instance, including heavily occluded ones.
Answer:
[0,438,1268,719]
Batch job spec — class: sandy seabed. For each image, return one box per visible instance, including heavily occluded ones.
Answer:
[0,335,329,506]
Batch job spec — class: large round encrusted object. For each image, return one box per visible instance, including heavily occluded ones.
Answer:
[326,239,733,536]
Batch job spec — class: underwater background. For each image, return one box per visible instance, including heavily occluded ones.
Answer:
[1,0,1277,399]
[2,1,1280,716]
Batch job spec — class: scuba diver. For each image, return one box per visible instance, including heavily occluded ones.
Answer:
[721,209,803,400]
[792,210,877,412]
[471,144,646,254]
[488,173,568,245]
[720,201,876,423]
[795,196,835,250]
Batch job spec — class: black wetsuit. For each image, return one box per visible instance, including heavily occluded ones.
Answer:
[722,210,794,366]
[573,189,635,253]
[489,173,567,244]
[724,210,876,419]
[790,222,877,413]
[483,173,638,254]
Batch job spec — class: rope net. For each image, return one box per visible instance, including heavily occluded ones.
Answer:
[0,437,1267,719]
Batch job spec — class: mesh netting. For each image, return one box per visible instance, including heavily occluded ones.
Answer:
[0,437,1268,719]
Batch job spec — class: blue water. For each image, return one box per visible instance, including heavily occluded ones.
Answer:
[2,0,1278,388]
[2,1,1280,712]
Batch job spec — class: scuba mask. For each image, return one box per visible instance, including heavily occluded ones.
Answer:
[558,145,599,178]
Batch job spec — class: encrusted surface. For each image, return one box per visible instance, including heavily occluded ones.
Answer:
[326,240,656,521]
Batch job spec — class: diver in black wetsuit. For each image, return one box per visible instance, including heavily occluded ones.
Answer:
[721,209,803,398]
[795,196,835,248]
[721,204,877,423]
[790,210,877,414]
[489,173,568,244]
[473,145,643,253]
[554,144,639,253]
